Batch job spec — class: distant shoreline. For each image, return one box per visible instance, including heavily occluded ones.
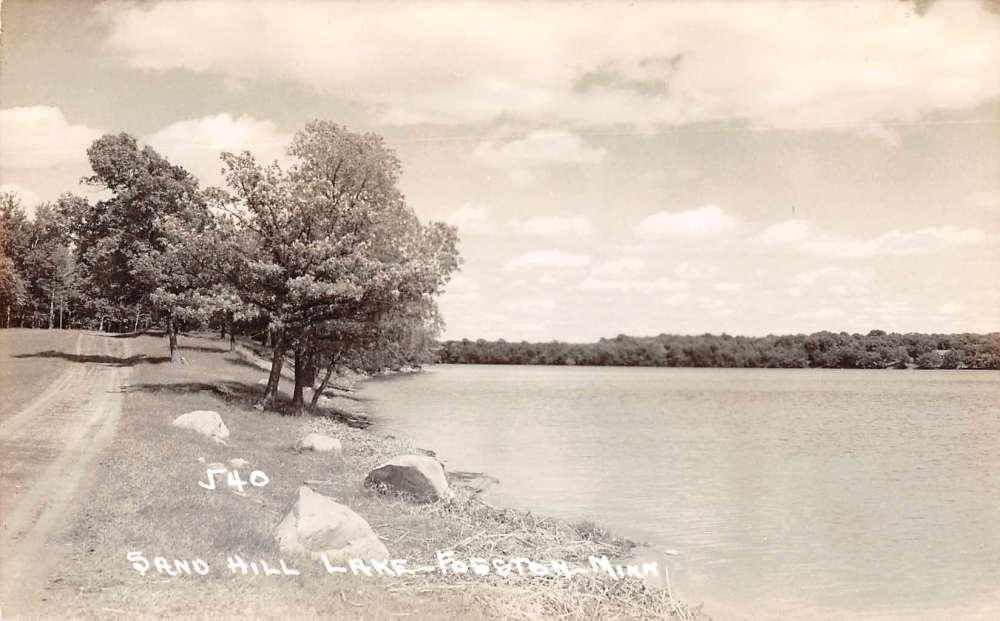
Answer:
[429,361,994,370]
[436,331,1000,370]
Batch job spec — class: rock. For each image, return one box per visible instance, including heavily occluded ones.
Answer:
[275,486,389,561]
[257,378,268,385]
[172,410,229,441]
[364,454,453,503]
[296,433,343,454]
[207,462,227,470]
[450,471,499,496]
[228,457,250,469]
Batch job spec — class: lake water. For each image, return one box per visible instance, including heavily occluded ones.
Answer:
[361,365,1000,620]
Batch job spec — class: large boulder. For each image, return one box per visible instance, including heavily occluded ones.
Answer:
[365,454,453,503]
[275,486,389,561]
[296,433,343,454]
[172,410,229,441]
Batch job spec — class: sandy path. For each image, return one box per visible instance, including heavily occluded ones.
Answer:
[0,333,130,616]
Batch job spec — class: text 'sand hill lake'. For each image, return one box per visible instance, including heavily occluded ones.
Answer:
[362,365,1000,620]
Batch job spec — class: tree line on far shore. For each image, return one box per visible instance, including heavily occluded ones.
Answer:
[0,121,461,412]
[437,330,1000,370]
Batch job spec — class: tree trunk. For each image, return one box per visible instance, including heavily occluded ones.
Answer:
[98,316,104,332]
[167,312,178,362]
[256,326,285,408]
[59,297,64,330]
[134,306,141,332]
[220,322,226,339]
[291,340,307,413]
[49,294,54,329]
[228,312,235,351]
[310,356,339,410]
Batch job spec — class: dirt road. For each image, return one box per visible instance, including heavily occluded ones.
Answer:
[0,332,131,616]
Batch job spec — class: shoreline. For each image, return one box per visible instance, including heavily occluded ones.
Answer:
[340,368,702,615]
[7,330,705,620]
[245,338,709,619]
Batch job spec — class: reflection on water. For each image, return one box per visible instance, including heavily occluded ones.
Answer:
[361,365,1000,620]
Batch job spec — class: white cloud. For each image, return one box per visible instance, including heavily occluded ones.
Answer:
[506,249,592,270]
[578,277,687,293]
[760,219,999,258]
[814,308,845,319]
[146,113,290,188]
[636,205,737,239]
[443,204,497,236]
[0,106,103,168]
[674,261,719,280]
[100,2,1000,132]
[444,209,596,238]
[791,267,873,298]
[472,131,606,167]
[441,274,481,303]
[804,225,998,258]
[792,267,873,287]
[592,257,646,277]
[508,214,595,237]
[508,299,556,313]
[508,168,535,187]
[754,219,816,245]
[713,282,744,293]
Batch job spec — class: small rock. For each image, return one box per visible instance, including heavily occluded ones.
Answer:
[172,410,229,441]
[207,462,227,470]
[296,433,343,454]
[450,471,499,496]
[275,486,389,562]
[228,458,250,469]
[364,454,453,503]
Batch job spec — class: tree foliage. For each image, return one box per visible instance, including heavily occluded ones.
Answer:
[210,120,460,410]
[3,122,460,408]
[438,331,1000,370]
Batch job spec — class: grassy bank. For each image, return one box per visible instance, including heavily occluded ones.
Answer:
[0,329,86,419]
[40,331,703,620]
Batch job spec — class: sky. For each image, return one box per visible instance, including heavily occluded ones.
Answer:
[1,0,998,341]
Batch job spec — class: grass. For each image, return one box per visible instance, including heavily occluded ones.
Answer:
[0,329,83,419]
[31,331,705,620]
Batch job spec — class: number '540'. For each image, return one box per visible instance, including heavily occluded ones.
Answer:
[198,468,269,492]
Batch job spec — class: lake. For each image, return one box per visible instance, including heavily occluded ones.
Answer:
[360,365,1000,620]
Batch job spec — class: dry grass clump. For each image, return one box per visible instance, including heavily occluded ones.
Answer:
[371,491,706,621]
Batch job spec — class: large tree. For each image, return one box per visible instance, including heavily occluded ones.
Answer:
[61,134,206,350]
[214,120,460,412]
[0,192,30,327]
[21,204,78,329]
